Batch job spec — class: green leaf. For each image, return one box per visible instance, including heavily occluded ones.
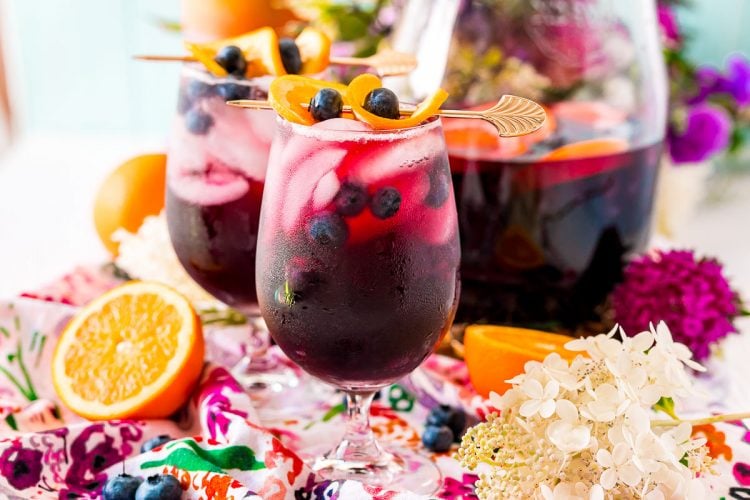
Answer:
[654,397,679,420]
[322,403,346,422]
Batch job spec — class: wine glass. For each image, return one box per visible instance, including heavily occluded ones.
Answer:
[255,116,460,493]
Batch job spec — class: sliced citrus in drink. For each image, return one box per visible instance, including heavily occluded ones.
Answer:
[464,325,577,397]
[93,153,167,255]
[347,73,448,130]
[542,137,629,161]
[443,118,527,161]
[295,27,331,75]
[269,75,349,125]
[52,282,204,420]
[551,101,627,129]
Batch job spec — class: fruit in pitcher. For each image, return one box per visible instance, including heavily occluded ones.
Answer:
[52,282,204,420]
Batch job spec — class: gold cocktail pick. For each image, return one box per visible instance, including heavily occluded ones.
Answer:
[134,49,417,77]
[227,95,547,137]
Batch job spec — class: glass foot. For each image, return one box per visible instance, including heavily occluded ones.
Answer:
[231,355,299,394]
[311,446,442,495]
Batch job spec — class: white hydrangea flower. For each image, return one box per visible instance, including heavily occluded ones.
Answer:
[581,382,630,422]
[547,399,591,453]
[596,443,642,489]
[519,379,559,418]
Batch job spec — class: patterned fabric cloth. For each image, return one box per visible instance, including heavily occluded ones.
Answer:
[1,267,749,499]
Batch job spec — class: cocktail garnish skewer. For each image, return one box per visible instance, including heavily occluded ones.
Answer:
[226,96,547,137]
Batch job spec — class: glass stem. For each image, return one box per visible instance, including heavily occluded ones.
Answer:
[329,390,387,464]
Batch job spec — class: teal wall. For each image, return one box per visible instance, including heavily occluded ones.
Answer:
[677,0,749,67]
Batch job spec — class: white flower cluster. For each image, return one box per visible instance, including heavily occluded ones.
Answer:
[113,213,220,307]
[457,322,714,500]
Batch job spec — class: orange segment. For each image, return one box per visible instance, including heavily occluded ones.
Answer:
[464,325,578,398]
[347,73,448,130]
[185,42,228,77]
[52,282,204,420]
[269,75,349,125]
[444,119,527,160]
[295,27,331,75]
[542,137,629,161]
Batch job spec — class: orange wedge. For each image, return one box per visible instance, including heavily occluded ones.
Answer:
[198,27,286,77]
[347,73,448,130]
[542,137,629,161]
[269,75,349,125]
[185,42,228,77]
[464,325,577,398]
[52,282,204,420]
[295,27,331,75]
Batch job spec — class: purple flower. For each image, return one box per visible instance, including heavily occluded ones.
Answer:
[0,443,43,490]
[667,104,732,163]
[611,250,742,361]
[657,4,681,48]
[724,53,750,106]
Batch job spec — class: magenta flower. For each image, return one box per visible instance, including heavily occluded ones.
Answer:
[724,53,750,106]
[611,250,742,361]
[0,443,43,490]
[667,104,732,163]
[657,5,681,49]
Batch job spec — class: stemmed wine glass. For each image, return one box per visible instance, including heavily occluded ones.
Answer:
[255,115,461,493]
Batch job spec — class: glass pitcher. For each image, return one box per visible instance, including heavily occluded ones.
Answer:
[389,0,668,329]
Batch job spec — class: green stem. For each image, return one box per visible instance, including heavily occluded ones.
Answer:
[0,366,33,401]
[652,411,750,427]
[16,343,38,401]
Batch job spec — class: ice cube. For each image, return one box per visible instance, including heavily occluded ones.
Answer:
[169,168,249,206]
[313,170,341,210]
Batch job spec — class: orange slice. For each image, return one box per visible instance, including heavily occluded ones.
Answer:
[542,137,629,161]
[444,118,527,160]
[52,282,204,420]
[200,27,286,77]
[295,27,331,75]
[464,325,577,398]
[269,75,349,125]
[346,73,448,130]
[185,42,228,77]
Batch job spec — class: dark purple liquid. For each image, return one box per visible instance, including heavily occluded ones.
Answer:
[450,142,662,327]
[166,178,264,311]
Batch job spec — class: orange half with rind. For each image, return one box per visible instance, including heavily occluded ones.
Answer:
[52,281,204,420]
[464,325,578,398]
[295,27,331,75]
[269,75,349,125]
[347,73,448,130]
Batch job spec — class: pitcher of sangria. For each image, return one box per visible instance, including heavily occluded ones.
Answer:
[390,0,668,328]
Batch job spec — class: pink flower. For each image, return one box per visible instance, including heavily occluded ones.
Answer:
[611,250,742,361]
[657,4,681,49]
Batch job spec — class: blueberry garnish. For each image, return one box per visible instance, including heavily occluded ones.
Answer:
[185,109,214,135]
[370,187,401,219]
[213,45,247,77]
[310,88,344,122]
[185,80,214,101]
[425,160,451,208]
[216,82,251,101]
[334,182,369,216]
[421,425,454,452]
[102,474,143,500]
[308,213,348,247]
[279,38,302,74]
[426,405,467,442]
[140,435,173,453]
[135,474,182,500]
[363,88,400,119]
[176,92,192,115]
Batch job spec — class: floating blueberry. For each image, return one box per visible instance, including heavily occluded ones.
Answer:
[185,79,214,101]
[185,109,214,135]
[371,187,401,219]
[426,405,467,442]
[363,88,400,119]
[176,92,192,115]
[334,182,368,216]
[424,161,451,208]
[310,88,344,122]
[216,82,251,101]
[134,474,182,500]
[140,435,173,453]
[421,425,454,452]
[278,38,302,74]
[214,45,247,77]
[102,474,143,500]
[308,213,348,247]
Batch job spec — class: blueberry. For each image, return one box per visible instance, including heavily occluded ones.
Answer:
[278,38,302,74]
[102,474,143,500]
[213,45,247,77]
[309,88,344,122]
[363,88,400,119]
[426,405,467,442]
[421,425,454,452]
[216,82,251,101]
[176,92,192,115]
[308,214,348,247]
[135,474,182,500]
[140,434,173,453]
[334,182,368,216]
[185,109,214,135]
[370,187,401,219]
[185,79,214,101]
[425,161,451,208]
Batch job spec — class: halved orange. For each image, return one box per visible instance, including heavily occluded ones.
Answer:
[346,73,448,130]
[269,75,349,125]
[542,137,629,161]
[52,282,205,420]
[464,325,577,398]
[295,27,331,75]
